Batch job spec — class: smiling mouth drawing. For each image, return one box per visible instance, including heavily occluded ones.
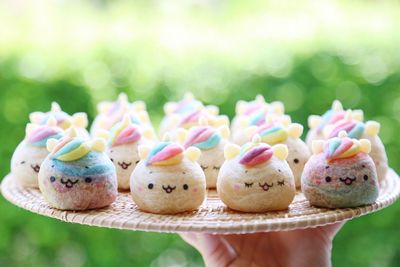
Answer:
[162,185,176,194]
[60,178,79,188]
[339,177,356,186]
[259,182,273,191]
[31,164,40,173]
[118,161,132,170]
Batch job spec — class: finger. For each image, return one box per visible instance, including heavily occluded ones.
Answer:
[180,233,237,267]
[320,222,345,237]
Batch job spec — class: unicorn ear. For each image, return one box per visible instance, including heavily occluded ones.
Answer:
[287,123,303,139]
[359,139,371,154]
[51,102,62,112]
[96,129,110,141]
[91,138,106,152]
[255,94,265,103]
[132,100,146,112]
[97,102,112,114]
[213,115,229,127]
[332,100,343,111]
[272,144,288,160]
[65,127,78,138]
[365,121,380,136]
[46,116,57,127]
[270,101,284,115]
[312,140,324,154]
[137,111,150,124]
[224,143,240,160]
[143,128,156,140]
[235,100,247,115]
[176,128,188,144]
[245,126,258,139]
[308,115,322,129]
[25,123,38,136]
[183,92,195,101]
[138,145,151,160]
[29,112,44,124]
[72,113,88,128]
[280,115,292,126]
[185,146,201,162]
[118,92,128,103]
[205,105,219,116]
[46,138,58,153]
[219,125,230,139]
[352,110,364,121]
[344,110,352,121]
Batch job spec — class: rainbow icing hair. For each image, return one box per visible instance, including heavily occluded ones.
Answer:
[312,131,371,162]
[27,125,64,147]
[47,129,106,162]
[184,126,221,150]
[328,120,365,139]
[107,118,142,147]
[239,142,274,167]
[145,142,184,166]
[179,110,202,128]
[255,123,288,144]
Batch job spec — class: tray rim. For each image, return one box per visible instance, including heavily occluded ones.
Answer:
[1,169,399,234]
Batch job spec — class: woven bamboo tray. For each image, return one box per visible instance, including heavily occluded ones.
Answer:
[1,169,399,234]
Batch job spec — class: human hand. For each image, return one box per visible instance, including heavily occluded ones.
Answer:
[181,222,343,267]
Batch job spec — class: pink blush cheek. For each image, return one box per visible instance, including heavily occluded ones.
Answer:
[192,187,198,193]
[233,184,240,191]
[137,186,143,192]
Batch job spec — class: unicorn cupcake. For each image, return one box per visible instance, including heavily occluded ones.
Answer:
[97,116,155,190]
[323,112,388,182]
[301,131,379,208]
[176,121,230,188]
[90,93,151,136]
[11,117,64,187]
[217,136,296,212]
[230,95,285,140]
[38,129,117,210]
[246,120,310,188]
[30,102,89,139]
[159,93,204,137]
[232,114,291,146]
[130,140,206,214]
[305,100,363,148]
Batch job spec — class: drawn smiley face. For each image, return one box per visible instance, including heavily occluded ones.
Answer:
[130,159,206,214]
[217,156,296,212]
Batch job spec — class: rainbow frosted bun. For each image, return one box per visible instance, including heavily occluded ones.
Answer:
[146,142,185,166]
[108,118,142,147]
[183,126,221,150]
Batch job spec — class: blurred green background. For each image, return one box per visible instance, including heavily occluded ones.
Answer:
[1,1,399,266]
